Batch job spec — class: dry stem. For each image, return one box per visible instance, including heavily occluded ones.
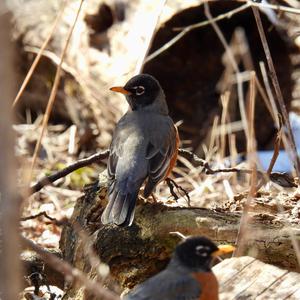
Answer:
[252,6,300,176]
[12,0,67,108]
[29,0,84,182]
[235,69,257,256]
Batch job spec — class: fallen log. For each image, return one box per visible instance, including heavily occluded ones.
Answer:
[60,172,300,298]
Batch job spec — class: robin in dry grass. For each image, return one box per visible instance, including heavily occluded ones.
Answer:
[124,236,235,300]
[101,74,179,226]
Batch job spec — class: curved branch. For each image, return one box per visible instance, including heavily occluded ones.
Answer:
[30,150,109,194]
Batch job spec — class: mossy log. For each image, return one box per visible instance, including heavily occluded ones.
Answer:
[60,172,300,299]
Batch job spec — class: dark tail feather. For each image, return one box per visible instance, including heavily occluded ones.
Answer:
[101,189,118,224]
[101,187,139,227]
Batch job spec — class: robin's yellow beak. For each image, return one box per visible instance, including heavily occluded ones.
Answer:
[110,86,132,95]
[211,244,235,257]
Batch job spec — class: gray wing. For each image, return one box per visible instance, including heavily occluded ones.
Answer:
[143,116,177,198]
[102,113,177,225]
[124,269,201,300]
[102,115,148,226]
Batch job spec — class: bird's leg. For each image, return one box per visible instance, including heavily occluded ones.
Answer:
[165,178,179,202]
[150,193,158,203]
[165,177,190,206]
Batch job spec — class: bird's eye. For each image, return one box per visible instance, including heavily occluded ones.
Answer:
[135,86,145,96]
[195,245,210,257]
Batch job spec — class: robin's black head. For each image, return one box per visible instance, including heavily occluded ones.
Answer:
[174,236,235,271]
[110,74,164,111]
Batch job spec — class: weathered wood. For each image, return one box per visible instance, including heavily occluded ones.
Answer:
[214,257,300,299]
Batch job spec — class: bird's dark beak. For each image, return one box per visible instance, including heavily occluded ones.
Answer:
[211,244,235,257]
[110,86,132,95]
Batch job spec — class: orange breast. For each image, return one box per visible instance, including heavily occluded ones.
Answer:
[165,125,180,178]
[192,272,219,300]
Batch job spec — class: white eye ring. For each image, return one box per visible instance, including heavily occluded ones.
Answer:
[135,86,145,95]
[196,245,209,251]
[195,245,210,256]
[196,246,204,250]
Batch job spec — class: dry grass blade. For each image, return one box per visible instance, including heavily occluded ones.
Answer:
[259,61,279,127]
[12,0,67,108]
[254,75,275,121]
[255,119,284,190]
[235,71,257,256]
[266,117,283,175]
[252,6,300,176]
[29,0,84,183]
[220,91,230,159]
[204,2,249,143]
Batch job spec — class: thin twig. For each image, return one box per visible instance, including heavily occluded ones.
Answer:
[21,236,120,300]
[20,211,68,226]
[178,148,297,188]
[29,0,84,182]
[30,150,109,194]
[145,0,300,64]
[30,147,296,197]
[12,0,67,108]
[252,6,300,176]
[144,3,250,63]
[249,0,300,14]
[169,232,187,240]
[255,117,284,191]
[282,0,300,8]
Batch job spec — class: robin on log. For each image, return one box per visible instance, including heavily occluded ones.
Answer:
[124,236,235,300]
[101,74,179,226]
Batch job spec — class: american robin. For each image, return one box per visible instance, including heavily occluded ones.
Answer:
[124,236,235,300]
[101,74,179,226]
